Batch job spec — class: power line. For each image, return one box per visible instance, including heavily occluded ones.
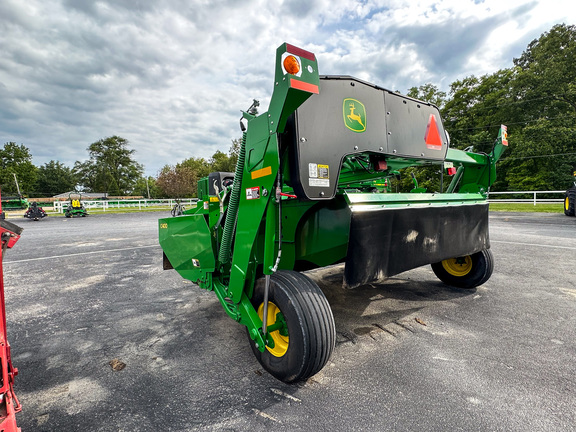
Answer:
[445,93,574,116]
[499,152,576,161]
[448,113,576,132]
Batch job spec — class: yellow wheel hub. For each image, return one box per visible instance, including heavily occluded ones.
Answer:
[258,302,289,357]
[442,255,473,277]
[566,197,570,211]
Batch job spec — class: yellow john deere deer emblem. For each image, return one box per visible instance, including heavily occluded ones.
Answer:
[343,98,366,133]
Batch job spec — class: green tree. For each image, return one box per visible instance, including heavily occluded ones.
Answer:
[131,176,159,198]
[506,24,576,189]
[440,25,576,191]
[407,83,447,109]
[74,136,144,195]
[179,156,211,179]
[0,142,37,196]
[35,160,77,196]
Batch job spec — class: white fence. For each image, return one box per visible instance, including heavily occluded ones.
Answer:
[53,198,198,213]
[49,192,565,212]
[488,190,565,205]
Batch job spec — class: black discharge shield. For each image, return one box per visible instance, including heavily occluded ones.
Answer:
[344,204,490,288]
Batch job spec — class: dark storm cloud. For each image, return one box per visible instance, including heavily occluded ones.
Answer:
[0,0,572,177]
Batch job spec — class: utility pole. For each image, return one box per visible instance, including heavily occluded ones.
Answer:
[12,173,22,197]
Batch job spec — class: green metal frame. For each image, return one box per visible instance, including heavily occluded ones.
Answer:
[159,43,507,353]
[0,197,28,211]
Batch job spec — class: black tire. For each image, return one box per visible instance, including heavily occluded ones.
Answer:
[248,270,336,383]
[564,191,575,216]
[431,249,494,289]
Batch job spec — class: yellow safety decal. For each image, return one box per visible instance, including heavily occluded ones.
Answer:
[159,223,168,229]
[209,197,219,202]
[251,166,272,180]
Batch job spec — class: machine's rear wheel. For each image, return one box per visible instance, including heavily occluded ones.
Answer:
[564,191,575,216]
[431,249,494,289]
[248,270,335,383]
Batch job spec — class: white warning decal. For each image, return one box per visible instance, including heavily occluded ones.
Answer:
[308,163,330,187]
[246,187,260,200]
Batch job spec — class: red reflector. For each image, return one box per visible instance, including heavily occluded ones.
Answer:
[425,114,443,150]
[286,44,315,61]
[447,167,457,176]
[290,78,319,94]
[375,160,387,171]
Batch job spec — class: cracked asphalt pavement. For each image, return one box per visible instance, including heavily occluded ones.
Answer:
[2,210,576,431]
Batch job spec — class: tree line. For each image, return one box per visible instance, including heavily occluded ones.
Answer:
[2,24,575,198]
[407,23,576,192]
[0,136,240,198]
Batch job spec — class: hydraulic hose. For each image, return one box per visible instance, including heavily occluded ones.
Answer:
[218,131,246,265]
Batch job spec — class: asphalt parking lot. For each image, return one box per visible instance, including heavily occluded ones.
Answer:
[3,210,576,431]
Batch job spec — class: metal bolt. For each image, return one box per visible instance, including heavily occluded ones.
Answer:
[262,189,268,197]
[421,153,425,156]
[388,132,391,135]
[300,137,307,142]
[255,343,259,349]
[379,147,383,151]
[393,149,397,153]
[319,192,325,197]
[354,146,358,150]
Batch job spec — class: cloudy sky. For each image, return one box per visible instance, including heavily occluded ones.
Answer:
[1,0,574,176]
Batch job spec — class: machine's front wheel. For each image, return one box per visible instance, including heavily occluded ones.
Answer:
[248,270,335,383]
[564,192,575,216]
[431,249,494,289]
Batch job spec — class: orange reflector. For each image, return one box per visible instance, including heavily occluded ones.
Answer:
[425,114,443,150]
[251,166,272,180]
[283,55,301,75]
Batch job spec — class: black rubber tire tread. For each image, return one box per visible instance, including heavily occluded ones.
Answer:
[565,190,576,216]
[431,249,494,289]
[248,270,336,383]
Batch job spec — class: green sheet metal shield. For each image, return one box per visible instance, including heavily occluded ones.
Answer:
[343,98,366,133]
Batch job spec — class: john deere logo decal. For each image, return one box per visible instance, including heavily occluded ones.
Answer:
[343,98,366,133]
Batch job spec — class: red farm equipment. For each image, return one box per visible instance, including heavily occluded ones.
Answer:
[0,191,23,431]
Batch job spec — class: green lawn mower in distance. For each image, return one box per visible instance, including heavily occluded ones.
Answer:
[159,43,508,383]
[65,193,88,218]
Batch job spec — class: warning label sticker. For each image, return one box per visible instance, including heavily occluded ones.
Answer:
[318,164,329,179]
[246,187,260,200]
[309,178,330,187]
[308,163,318,178]
[308,163,330,187]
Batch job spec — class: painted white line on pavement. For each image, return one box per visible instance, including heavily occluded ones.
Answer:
[5,244,160,264]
